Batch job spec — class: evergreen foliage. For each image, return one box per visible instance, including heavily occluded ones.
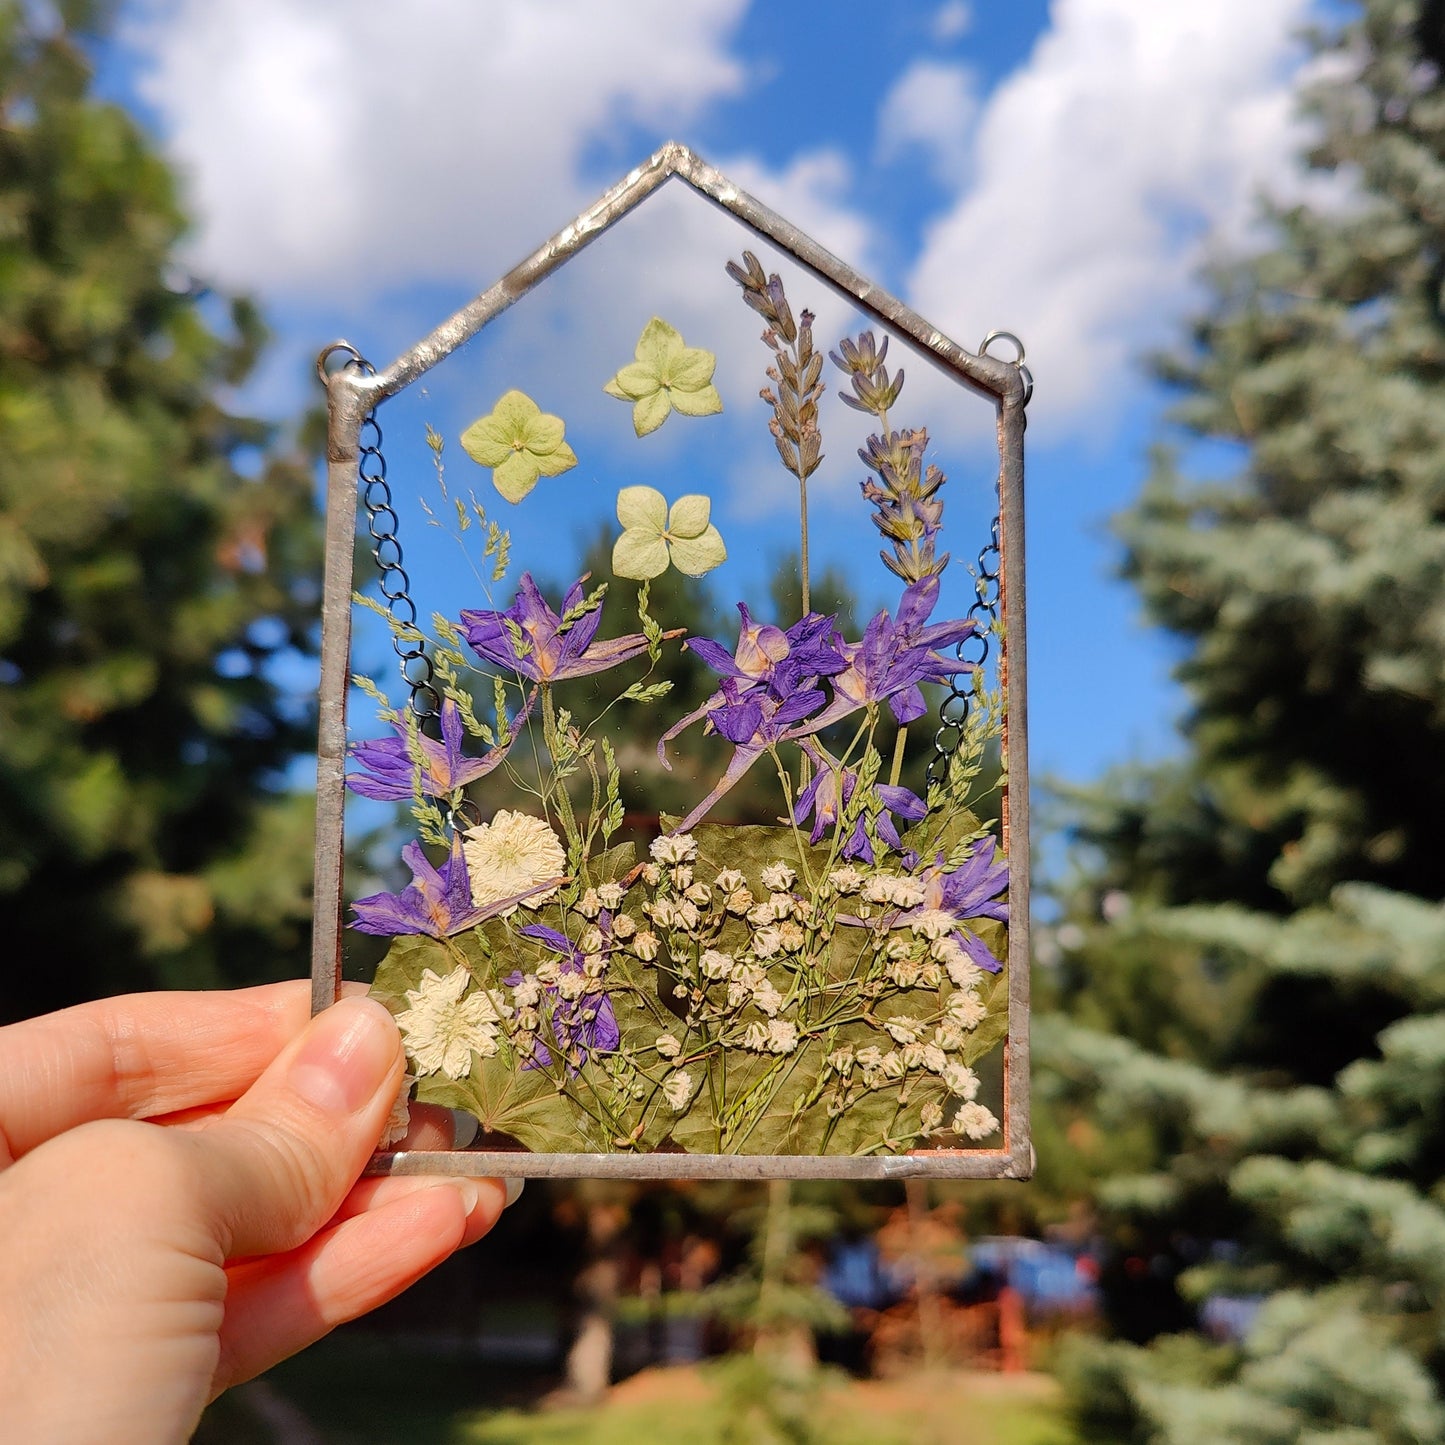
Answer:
[1044,2,1445,1437]
[0,1,323,1018]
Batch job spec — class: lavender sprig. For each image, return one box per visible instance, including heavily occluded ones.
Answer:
[832,331,951,585]
[726,251,825,615]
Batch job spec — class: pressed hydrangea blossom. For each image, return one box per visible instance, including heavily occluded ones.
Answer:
[462,810,566,915]
[459,572,653,684]
[395,966,507,1079]
[509,924,620,1073]
[346,696,530,802]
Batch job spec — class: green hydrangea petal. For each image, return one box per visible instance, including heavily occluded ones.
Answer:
[632,389,673,437]
[609,362,658,400]
[492,452,541,503]
[612,528,671,580]
[634,316,683,369]
[670,383,724,418]
[667,525,727,577]
[459,415,513,467]
[525,413,567,456]
[535,440,577,478]
[616,485,668,531]
[667,494,711,539]
[490,389,542,434]
[667,346,717,392]
[602,376,630,400]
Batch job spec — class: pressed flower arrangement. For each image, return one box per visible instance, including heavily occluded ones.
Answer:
[313,144,1030,1178]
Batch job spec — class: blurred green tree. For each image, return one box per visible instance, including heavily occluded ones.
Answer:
[0,0,323,1019]
[1041,1,1445,1437]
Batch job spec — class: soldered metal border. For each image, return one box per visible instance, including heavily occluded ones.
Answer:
[312,141,1032,1183]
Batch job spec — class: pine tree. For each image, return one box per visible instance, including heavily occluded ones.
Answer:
[1041,2,1445,1437]
[0,1,323,1018]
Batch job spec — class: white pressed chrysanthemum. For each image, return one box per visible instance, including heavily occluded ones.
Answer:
[380,1072,416,1148]
[953,1101,1000,1141]
[396,966,503,1080]
[664,1069,695,1112]
[463,810,565,914]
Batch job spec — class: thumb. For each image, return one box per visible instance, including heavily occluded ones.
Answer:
[184,995,404,1261]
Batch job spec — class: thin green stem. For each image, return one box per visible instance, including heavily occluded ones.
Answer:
[888,724,909,789]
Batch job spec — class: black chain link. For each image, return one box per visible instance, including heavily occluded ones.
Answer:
[328,347,442,727]
[927,333,1029,788]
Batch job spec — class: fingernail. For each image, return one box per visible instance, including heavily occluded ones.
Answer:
[289,997,400,1115]
[449,1110,480,1150]
[449,1179,480,1214]
[504,1177,525,1208]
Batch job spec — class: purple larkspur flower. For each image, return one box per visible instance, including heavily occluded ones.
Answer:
[350,835,550,938]
[459,572,653,683]
[510,924,620,1073]
[347,695,532,802]
[809,575,976,731]
[657,608,845,834]
[914,835,1010,973]
[793,754,926,864]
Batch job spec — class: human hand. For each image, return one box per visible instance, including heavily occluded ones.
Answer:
[0,982,515,1443]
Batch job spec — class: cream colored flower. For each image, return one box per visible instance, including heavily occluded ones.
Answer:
[632,929,660,961]
[650,833,697,865]
[714,868,747,894]
[611,914,638,940]
[760,861,796,891]
[597,882,626,910]
[884,1016,924,1045]
[922,1043,949,1075]
[953,1101,1000,1141]
[576,888,603,918]
[948,991,988,1029]
[766,1019,798,1054]
[919,1101,945,1137]
[380,1073,416,1148]
[663,1069,696,1112]
[640,862,662,886]
[396,966,503,1080]
[943,1061,980,1100]
[826,866,864,895]
[700,949,733,980]
[753,980,783,1017]
[826,1046,855,1075]
[909,909,957,941]
[557,971,587,1001]
[656,1033,682,1060]
[753,927,784,959]
[777,921,805,952]
[463,810,565,914]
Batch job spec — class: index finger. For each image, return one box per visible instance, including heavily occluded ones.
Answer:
[0,981,358,1165]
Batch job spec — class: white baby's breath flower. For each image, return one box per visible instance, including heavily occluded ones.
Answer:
[760,861,795,891]
[640,862,662,886]
[826,1046,854,1075]
[396,967,503,1080]
[886,937,915,960]
[765,890,796,920]
[888,878,926,907]
[632,930,660,961]
[380,1073,416,1148]
[671,864,695,890]
[655,1033,682,1060]
[766,1019,798,1054]
[675,899,701,931]
[900,1041,927,1070]
[943,1062,980,1100]
[582,953,607,981]
[700,949,733,980]
[685,882,712,906]
[597,881,626,910]
[578,925,604,955]
[908,909,957,941]
[947,991,988,1029]
[861,875,894,905]
[463,810,565,913]
[742,1021,770,1052]
[919,962,944,988]
[511,974,542,1008]
[557,970,586,1001]
[879,1050,906,1079]
[648,898,677,928]
[887,959,922,989]
[611,913,638,940]
[919,1100,944,1137]
[535,961,560,985]
[723,886,754,915]
[650,833,697,865]
[855,1045,884,1073]
[922,1043,949,1075]
[935,939,987,992]
[884,1016,924,1045]
[516,1005,539,1032]
[826,866,864,894]
[952,1101,1000,1141]
[714,868,747,893]
[753,926,784,959]
[663,1070,695,1112]
[934,1019,967,1051]
[753,980,783,1017]
[777,921,805,952]
[576,888,603,919]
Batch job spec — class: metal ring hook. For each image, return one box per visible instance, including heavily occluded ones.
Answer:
[315,340,374,386]
[978,330,1026,366]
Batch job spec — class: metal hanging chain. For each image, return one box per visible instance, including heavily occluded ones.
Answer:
[318,343,442,728]
[927,331,1031,789]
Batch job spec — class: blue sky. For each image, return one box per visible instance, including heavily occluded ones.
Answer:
[100,0,1331,794]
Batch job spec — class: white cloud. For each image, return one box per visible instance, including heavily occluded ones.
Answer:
[877,61,979,187]
[123,0,750,299]
[903,0,1319,439]
[932,2,972,42]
